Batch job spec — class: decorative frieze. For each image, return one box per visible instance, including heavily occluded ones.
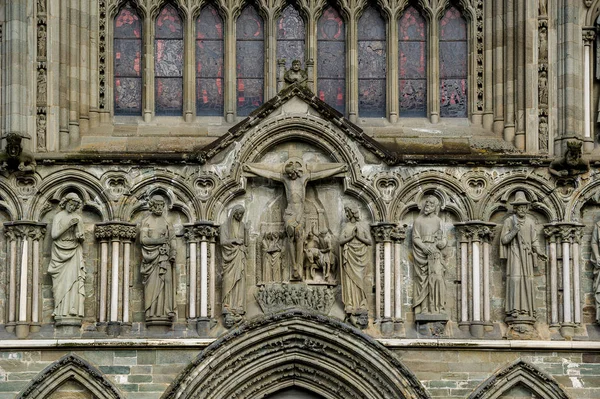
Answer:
[36,1,47,151]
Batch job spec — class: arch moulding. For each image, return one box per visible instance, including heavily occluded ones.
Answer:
[162,311,430,399]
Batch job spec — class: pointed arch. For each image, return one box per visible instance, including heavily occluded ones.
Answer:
[162,311,430,399]
[468,359,570,399]
[17,353,123,399]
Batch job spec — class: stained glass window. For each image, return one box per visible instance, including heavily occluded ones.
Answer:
[155,4,183,115]
[196,6,224,116]
[114,3,142,115]
[277,5,305,69]
[358,7,386,117]
[439,6,467,117]
[317,7,345,114]
[236,6,264,116]
[398,6,427,117]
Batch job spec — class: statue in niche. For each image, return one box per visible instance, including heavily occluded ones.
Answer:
[140,195,176,324]
[0,133,36,176]
[284,59,308,87]
[244,158,347,281]
[500,192,547,324]
[411,195,449,315]
[262,231,283,282]
[340,205,372,329]
[221,205,247,328]
[549,140,589,178]
[590,221,600,324]
[48,193,85,324]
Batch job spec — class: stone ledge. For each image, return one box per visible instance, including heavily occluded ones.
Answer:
[3,338,600,350]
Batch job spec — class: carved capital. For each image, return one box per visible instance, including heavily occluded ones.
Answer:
[371,223,397,243]
[94,222,137,241]
[583,28,596,44]
[184,222,220,242]
[3,221,47,241]
[544,223,584,244]
[455,221,496,242]
[390,224,407,243]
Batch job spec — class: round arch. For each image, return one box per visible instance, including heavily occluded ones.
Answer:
[162,311,430,399]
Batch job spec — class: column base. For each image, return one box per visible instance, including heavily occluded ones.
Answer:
[470,321,484,338]
[107,321,122,336]
[15,322,30,339]
[560,323,576,340]
[197,317,211,337]
[30,323,41,333]
[458,321,470,332]
[5,322,16,334]
[380,318,393,336]
[393,319,405,337]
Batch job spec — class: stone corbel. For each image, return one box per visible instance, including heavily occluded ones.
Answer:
[544,222,584,339]
[94,222,137,335]
[3,221,47,338]
[184,221,219,336]
[454,221,496,338]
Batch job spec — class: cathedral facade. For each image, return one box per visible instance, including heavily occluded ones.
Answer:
[2,0,600,398]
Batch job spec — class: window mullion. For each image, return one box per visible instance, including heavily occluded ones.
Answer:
[388,14,398,123]
[144,15,154,122]
[224,12,236,122]
[184,16,195,121]
[429,14,440,123]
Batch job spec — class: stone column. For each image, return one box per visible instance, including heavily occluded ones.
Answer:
[94,222,137,335]
[583,28,596,152]
[184,222,219,336]
[455,221,496,338]
[3,222,47,338]
[492,0,504,135]
[5,1,28,136]
[371,223,404,335]
[544,222,584,339]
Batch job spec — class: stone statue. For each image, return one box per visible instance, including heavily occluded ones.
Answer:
[590,221,600,324]
[221,205,247,327]
[548,140,589,178]
[48,193,85,324]
[284,59,308,87]
[340,205,371,328]
[411,195,448,315]
[262,231,283,282]
[500,191,547,323]
[0,133,37,176]
[244,158,347,280]
[140,195,176,324]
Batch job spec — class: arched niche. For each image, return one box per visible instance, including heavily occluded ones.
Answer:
[468,359,570,399]
[162,311,430,399]
[126,186,191,324]
[17,353,122,399]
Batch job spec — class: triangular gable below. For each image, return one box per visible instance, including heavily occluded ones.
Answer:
[194,83,397,165]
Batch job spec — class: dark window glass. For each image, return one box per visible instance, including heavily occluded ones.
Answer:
[398,6,426,117]
[276,5,305,69]
[317,7,345,114]
[196,6,224,116]
[114,4,142,115]
[155,4,183,115]
[439,6,467,117]
[236,6,264,116]
[358,7,386,117]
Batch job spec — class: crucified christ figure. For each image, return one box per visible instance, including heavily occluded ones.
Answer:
[244,158,347,280]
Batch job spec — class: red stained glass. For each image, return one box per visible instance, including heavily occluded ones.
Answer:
[155,5,183,115]
[398,6,426,117]
[439,6,467,117]
[277,6,305,69]
[358,7,386,117]
[317,7,345,114]
[114,3,142,115]
[237,6,264,116]
[196,6,224,116]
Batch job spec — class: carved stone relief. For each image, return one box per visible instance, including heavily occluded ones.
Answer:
[499,191,547,337]
[48,193,86,326]
[139,195,177,326]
